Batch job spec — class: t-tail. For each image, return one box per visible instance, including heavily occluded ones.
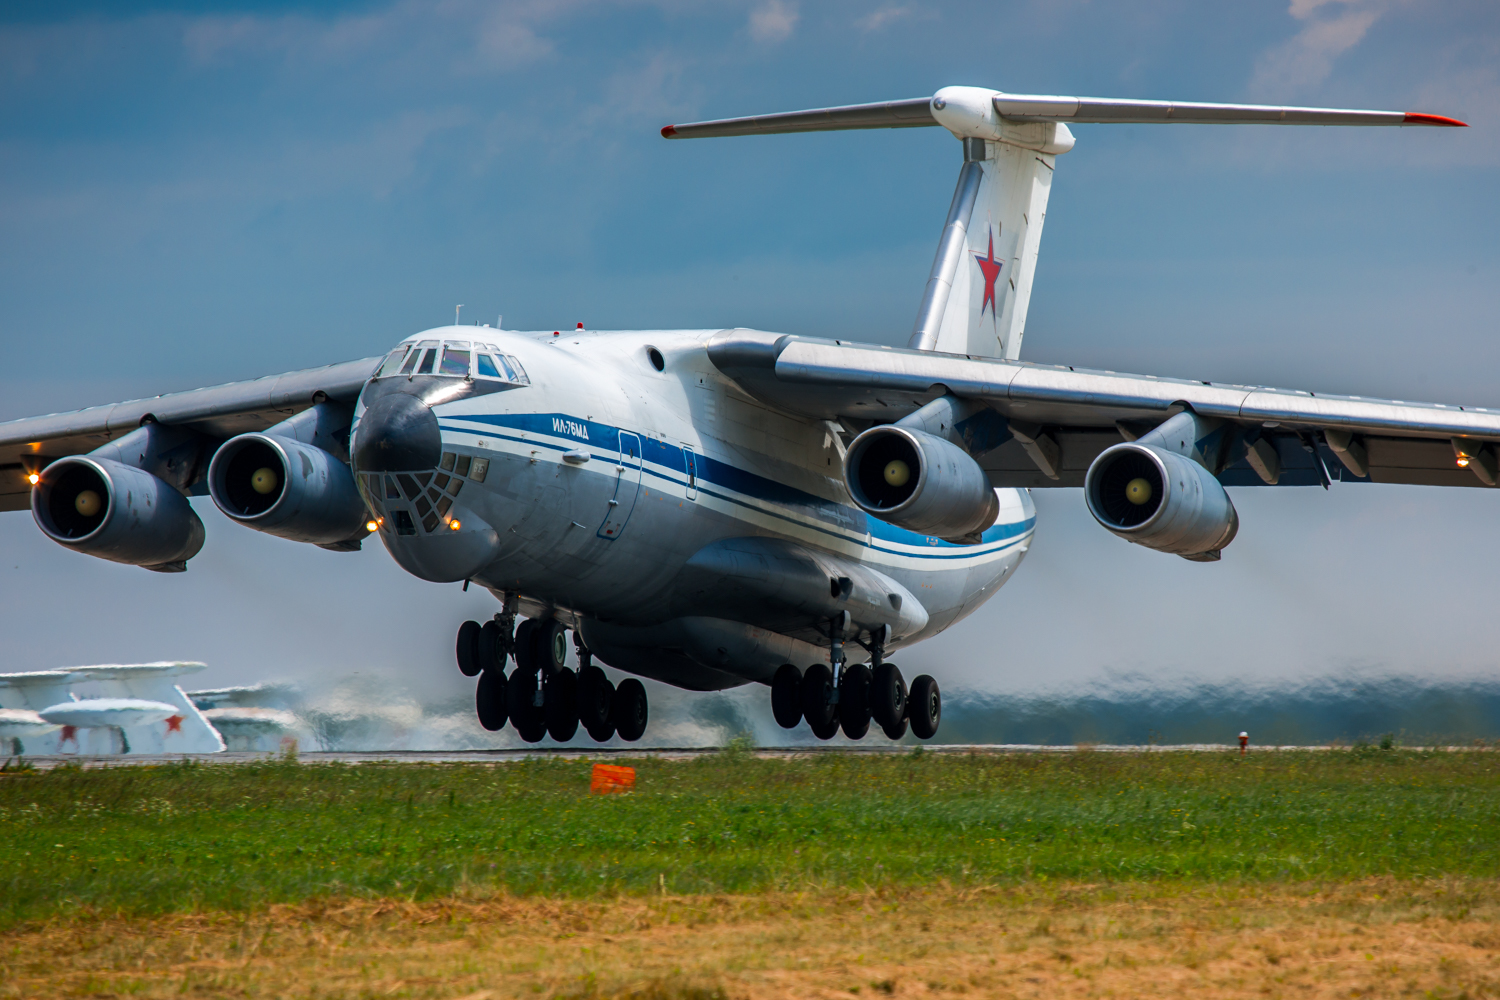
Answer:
[664,85,1465,361]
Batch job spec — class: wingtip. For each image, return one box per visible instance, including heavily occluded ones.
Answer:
[1404,112,1468,127]
[660,124,678,138]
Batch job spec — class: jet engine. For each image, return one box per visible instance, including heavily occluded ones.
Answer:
[843,425,998,541]
[1084,442,1238,560]
[208,432,368,546]
[32,456,205,571]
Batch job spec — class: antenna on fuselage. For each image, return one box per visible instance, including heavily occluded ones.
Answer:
[455,304,464,326]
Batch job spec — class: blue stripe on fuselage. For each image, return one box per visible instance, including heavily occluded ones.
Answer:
[439,412,1033,555]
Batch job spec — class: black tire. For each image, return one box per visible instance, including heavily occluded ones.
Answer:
[613,678,648,742]
[477,620,506,673]
[839,663,872,740]
[800,663,836,731]
[545,667,579,742]
[586,723,615,742]
[475,668,507,731]
[771,663,802,729]
[537,619,570,673]
[578,665,614,732]
[457,620,482,677]
[909,674,941,740]
[810,714,841,740]
[512,619,537,672]
[507,665,543,738]
[871,663,907,730]
[881,717,908,741]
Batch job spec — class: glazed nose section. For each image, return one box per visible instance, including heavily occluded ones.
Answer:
[353,391,441,472]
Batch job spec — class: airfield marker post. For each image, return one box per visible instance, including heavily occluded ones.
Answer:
[1240,732,1249,755]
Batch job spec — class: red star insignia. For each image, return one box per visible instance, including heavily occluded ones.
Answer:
[974,228,1004,317]
[166,715,184,733]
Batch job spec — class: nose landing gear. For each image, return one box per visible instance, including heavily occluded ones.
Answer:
[455,604,647,743]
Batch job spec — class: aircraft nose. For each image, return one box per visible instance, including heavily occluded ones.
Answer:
[353,390,442,472]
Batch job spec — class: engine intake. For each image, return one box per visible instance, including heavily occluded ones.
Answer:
[32,456,205,571]
[844,425,998,541]
[1084,443,1238,559]
[208,433,367,546]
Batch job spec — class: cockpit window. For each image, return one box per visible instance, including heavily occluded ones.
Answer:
[377,348,409,378]
[440,346,471,376]
[414,349,435,375]
[504,355,529,384]
[476,354,501,378]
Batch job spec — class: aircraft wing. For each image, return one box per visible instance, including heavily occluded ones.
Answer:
[0,357,381,512]
[707,331,1500,489]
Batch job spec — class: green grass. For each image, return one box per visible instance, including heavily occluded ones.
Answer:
[1,748,1496,928]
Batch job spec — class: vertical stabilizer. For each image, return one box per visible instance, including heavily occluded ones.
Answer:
[922,139,1059,359]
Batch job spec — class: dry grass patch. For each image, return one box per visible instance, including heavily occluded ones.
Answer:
[4,880,1499,999]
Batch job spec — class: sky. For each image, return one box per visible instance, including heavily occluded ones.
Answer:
[1,0,1498,737]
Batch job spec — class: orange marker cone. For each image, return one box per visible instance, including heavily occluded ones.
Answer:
[591,763,636,794]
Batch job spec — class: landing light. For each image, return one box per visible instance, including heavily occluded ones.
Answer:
[1457,457,1471,467]
[366,520,379,532]
[26,472,39,486]
[449,519,462,530]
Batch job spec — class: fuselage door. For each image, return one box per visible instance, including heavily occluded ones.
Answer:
[682,446,698,501]
[597,431,644,541]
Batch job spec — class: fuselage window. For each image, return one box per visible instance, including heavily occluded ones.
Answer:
[415,349,436,375]
[476,354,502,378]
[378,348,409,378]
[440,346,471,377]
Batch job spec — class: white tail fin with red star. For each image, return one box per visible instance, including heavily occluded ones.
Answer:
[920,126,1065,360]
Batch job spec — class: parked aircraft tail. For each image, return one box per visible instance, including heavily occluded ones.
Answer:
[664,85,1465,360]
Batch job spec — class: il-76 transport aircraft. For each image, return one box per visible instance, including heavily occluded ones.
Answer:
[0,86,1476,744]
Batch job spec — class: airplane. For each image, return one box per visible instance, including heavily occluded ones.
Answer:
[0,85,1477,746]
[0,663,224,755]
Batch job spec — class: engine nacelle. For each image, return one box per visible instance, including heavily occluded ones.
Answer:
[1084,443,1239,559]
[208,433,367,545]
[32,456,205,571]
[844,425,999,541]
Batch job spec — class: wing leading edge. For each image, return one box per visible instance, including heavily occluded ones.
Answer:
[0,357,380,512]
[706,330,1500,490]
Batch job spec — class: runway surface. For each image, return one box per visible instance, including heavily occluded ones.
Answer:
[4,743,1453,770]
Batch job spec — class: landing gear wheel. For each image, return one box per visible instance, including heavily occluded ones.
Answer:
[579,665,615,735]
[546,667,579,742]
[537,619,570,673]
[771,663,803,729]
[613,678,648,742]
[881,716,908,741]
[507,667,545,742]
[839,663,872,740]
[475,668,508,731]
[478,620,507,673]
[512,619,538,673]
[456,620,482,677]
[800,664,836,733]
[908,674,940,740]
[871,663,907,733]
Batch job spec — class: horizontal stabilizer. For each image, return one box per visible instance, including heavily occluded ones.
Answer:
[662,98,935,138]
[663,89,1466,139]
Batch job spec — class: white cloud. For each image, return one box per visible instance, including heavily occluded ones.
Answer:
[1251,1,1384,98]
[855,4,912,32]
[748,0,799,43]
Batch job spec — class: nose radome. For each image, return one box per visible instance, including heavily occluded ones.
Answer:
[354,391,441,472]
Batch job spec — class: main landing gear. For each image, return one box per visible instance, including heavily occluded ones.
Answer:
[456,606,646,743]
[771,622,940,741]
